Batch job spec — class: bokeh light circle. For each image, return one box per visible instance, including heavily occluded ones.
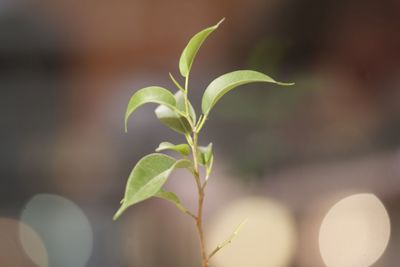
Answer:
[319,193,390,267]
[0,217,48,267]
[207,197,296,267]
[19,222,49,267]
[20,194,93,267]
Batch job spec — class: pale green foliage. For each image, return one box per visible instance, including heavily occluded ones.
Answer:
[179,18,225,77]
[155,91,195,134]
[201,70,294,115]
[156,142,191,156]
[125,86,178,132]
[155,190,190,214]
[197,143,213,166]
[114,153,192,220]
[115,18,294,264]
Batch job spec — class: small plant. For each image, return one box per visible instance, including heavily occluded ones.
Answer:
[113,18,294,267]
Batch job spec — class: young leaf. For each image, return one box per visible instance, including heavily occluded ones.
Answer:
[205,155,214,181]
[197,143,213,166]
[209,219,248,259]
[155,190,190,215]
[179,18,225,77]
[175,91,197,123]
[156,142,191,156]
[201,70,294,115]
[114,153,192,220]
[155,104,191,134]
[155,91,196,134]
[125,86,178,132]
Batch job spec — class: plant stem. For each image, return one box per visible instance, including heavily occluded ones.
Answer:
[191,132,209,267]
[184,74,209,267]
[197,186,208,267]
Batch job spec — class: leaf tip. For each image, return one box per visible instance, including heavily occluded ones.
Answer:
[168,72,174,81]
[113,205,126,221]
[216,17,226,27]
[124,124,128,133]
[277,82,295,86]
[124,113,129,133]
[113,213,120,221]
[231,218,248,239]
[237,218,248,232]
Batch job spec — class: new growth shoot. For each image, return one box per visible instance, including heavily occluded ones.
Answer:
[113,18,294,267]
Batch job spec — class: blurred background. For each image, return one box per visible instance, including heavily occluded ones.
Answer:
[1,0,399,266]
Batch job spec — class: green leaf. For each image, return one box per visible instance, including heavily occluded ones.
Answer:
[156,142,191,156]
[175,91,197,123]
[155,104,191,133]
[201,70,294,115]
[179,18,225,77]
[155,91,196,134]
[114,153,192,220]
[197,143,213,166]
[125,86,178,132]
[155,190,189,214]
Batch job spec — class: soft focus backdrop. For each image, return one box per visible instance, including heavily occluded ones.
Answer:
[1,0,400,266]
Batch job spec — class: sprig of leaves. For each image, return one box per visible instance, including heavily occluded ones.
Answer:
[115,18,294,267]
[114,153,193,220]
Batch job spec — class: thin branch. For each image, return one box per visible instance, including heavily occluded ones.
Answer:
[195,115,207,133]
[169,72,185,92]
[185,210,197,220]
[192,131,209,267]
[183,71,209,267]
[208,219,248,260]
[195,115,204,129]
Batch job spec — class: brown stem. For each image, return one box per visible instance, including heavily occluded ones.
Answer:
[196,186,209,267]
[184,76,209,267]
[191,132,209,267]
